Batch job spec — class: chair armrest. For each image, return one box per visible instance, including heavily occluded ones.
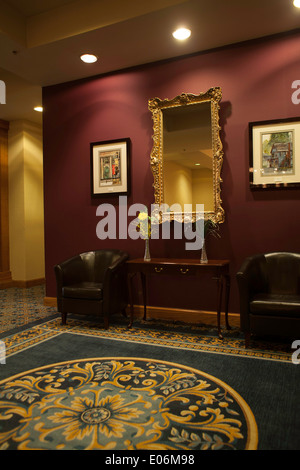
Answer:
[236,254,267,331]
[103,253,129,312]
[107,252,129,273]
[236,254,267,294]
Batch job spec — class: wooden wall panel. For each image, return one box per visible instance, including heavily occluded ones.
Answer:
[0,119,12,286]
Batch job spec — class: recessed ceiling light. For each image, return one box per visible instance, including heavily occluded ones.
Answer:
[195,163,201,166]
[172,28,191,40]
[293,0,300,7]
[80,53,98,63]
[34,106,43,112]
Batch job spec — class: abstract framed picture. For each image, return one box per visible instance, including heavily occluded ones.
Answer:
[249,117,300,189]
[91,138,130,196]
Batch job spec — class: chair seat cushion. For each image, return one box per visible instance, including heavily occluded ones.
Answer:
[250,293,300,317]
[63,282,103,300]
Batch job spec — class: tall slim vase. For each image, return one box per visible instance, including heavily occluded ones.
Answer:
[200,239,208,264]
[144,238,151,262]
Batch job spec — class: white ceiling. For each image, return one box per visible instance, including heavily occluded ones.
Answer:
[0,0,299,125]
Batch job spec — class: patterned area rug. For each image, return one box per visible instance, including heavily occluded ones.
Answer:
[0,357,257,450]
[0,315,299,450]
[0,285,57,334]
[0,286,298,450]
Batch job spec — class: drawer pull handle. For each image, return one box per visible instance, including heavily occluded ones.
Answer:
[155,267,163,273]
[180,268,189,274]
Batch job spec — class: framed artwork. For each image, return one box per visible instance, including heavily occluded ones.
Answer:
[91,138,130,196]
[249,117,300,189]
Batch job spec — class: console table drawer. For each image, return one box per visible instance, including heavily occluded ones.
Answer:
[127,262,198,276]
[127,259,225,277]
[149,264,197,276]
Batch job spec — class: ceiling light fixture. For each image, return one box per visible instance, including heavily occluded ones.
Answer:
[34,106,43,112]
[80,53,98,63]
[293,0,300,7]
[172,28,191,40]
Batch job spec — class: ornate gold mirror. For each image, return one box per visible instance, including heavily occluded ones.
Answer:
[149,87,224,224]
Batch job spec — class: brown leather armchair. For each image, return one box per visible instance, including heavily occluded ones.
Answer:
[236,252,300,347]
[54,249,129,328]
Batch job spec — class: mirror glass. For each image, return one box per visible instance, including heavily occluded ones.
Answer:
[149,88,224,224]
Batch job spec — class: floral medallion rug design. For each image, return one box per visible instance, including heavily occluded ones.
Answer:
[0,357,257,450]
[0,286,298,450]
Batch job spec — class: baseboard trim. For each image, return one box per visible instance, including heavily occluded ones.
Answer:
[12,278,45,288]
[132,305,240,327]
[44,297,57,307]
[0,276,45,289]
[0,271,12,288]
[43,297,240,327]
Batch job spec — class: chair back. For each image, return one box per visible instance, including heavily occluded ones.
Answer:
[79,250,127,282]
[265,252,300,295]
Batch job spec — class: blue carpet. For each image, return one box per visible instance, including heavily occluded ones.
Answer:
[0,318,299,450]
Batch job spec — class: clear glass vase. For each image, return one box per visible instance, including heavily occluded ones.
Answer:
[144,238,151,262]
[200,239,208,264]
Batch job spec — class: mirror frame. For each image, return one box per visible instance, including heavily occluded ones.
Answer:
[148,87,224,224]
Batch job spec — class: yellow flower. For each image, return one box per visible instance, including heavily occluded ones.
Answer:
[138,212,148,221]
[137,211,151,239]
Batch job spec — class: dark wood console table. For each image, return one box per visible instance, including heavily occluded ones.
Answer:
[127,258,230,339]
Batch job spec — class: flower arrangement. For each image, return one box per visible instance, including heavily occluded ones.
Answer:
[203,219,220,240]
[137,208,160,261]
[137,211,152,239]
[137,209,159,239]
[137,209,158,262]
[190,219,220,241]
[187,219,220,263]
[200,220,220,263]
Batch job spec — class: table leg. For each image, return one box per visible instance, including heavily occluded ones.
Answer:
[127,272,135,328]
[140,272,147,320]
[224,274,231,330]
[216,275,224,339]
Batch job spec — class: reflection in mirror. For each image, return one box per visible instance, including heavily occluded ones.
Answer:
[149,88,224,224]
[163,101,213,212]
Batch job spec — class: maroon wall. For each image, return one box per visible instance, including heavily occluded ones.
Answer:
[43,31,300,313]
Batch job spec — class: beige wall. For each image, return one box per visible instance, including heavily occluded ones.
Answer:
[8,120,45,282]
[192,168,214,212]
[164,161,214,212]
[164,160,193,209]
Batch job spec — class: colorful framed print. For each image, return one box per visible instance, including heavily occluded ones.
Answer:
[91,138,130,196]
[249,118,300,189]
